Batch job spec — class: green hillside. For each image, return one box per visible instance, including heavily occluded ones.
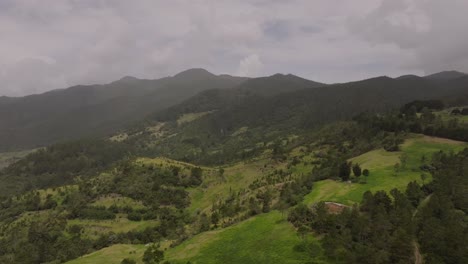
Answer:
[304,135,467,205]
[62,133,468,264]
[67,211,323,264]
[165,211,321,264]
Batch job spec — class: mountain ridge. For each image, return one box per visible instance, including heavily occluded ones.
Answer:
[0,69,247,151]
[1,69,467,152]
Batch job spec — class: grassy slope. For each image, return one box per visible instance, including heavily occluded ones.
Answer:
[435,107,468,124]
[166,211,323,264]
[188,158,268,214]
[66,244,146,264]
[0,149,36,169]
[304,135,467,205]
[65,212,319,264]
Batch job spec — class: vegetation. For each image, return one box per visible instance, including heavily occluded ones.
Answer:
[1,72,468,263]
[0,69,246,151]
[165,211,318,264]
[289,148,468,264]
[304,135,466,205]
[66,244,146,264]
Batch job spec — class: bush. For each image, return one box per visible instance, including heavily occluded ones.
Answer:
[78,207,116,220]
[121,258,136,264]
[363,169,370,177]
[128,212,142,221]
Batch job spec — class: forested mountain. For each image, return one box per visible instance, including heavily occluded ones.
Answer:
[0,70,467,264]
[154,72,468,126]
[0,69,247,151]
[128,72,468,164]
[2,69,467,155]
[153,73,325,121]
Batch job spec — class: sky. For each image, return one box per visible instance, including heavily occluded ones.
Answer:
[1,0,467,96]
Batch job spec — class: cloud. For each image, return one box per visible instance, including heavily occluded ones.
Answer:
[350,0,468,74]
[0,0,465,96]
[237,54,263,77]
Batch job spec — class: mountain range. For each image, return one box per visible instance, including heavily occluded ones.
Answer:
[0,69,467,152]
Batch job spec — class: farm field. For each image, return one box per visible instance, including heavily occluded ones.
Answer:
[303,135,467,205]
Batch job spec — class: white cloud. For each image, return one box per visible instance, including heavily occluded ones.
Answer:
[351,0,468,74]
[0,0,465,96]
[237,54,263,77]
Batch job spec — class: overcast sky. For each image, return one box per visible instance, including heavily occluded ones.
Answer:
[1,0,467,96]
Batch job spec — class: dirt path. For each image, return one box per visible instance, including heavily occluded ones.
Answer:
[413,241,423,264]
[413,194,432,218]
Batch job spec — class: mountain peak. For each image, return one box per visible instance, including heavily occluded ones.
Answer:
[396,74,421,80]
[173,68,216,80]
[424,70,467,80]
[115,76,140,84]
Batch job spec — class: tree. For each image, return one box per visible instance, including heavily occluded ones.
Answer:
[143,244,164,264]
[256,188,273,213]
[190,167,203,186]
[421,107,435,123]
[170,166,180,176]
[420,173,427,185]
[352,163,362,177]
[399,154,408,169]
[338,162,351,181]
[121,258,137,264]
[198,213,210,232]
[393,163,400,176]
[405,181,423,207]
[362,169,370,177]
[421,154,426,163]
[211,211,220,227]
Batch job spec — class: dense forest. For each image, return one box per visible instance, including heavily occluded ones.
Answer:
[355,100,468,142]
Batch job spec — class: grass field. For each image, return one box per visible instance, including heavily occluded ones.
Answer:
[165,211,325,264]
[66,244,146,264]
[67,217,158,239]
[303,135,467,205]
